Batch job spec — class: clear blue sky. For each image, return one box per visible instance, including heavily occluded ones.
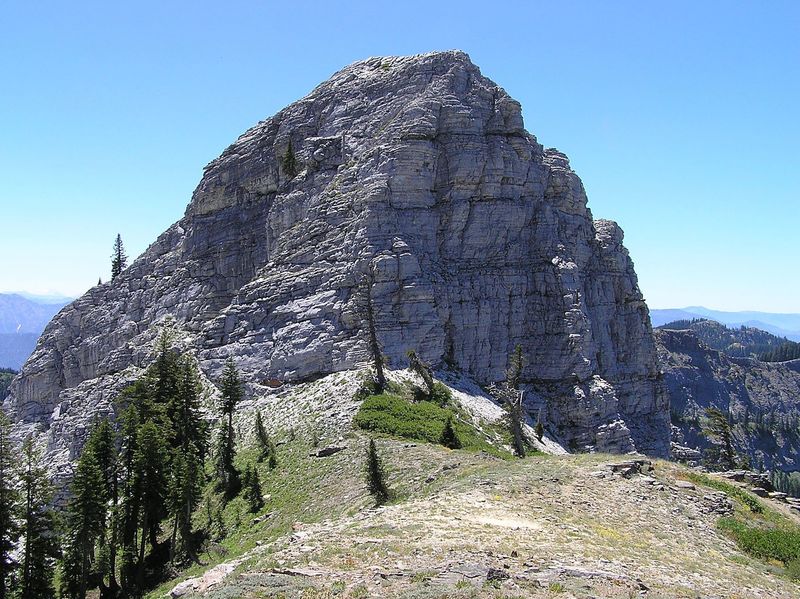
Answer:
[1,1,798,311]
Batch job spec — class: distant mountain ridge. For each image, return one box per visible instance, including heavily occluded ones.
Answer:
[655,318,797,360]
[0,293,71,369]
[651,307,800,341]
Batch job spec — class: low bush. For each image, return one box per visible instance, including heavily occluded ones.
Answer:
[718,518,800,565]
[353,392,506,457]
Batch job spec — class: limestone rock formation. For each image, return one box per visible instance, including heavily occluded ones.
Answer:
[5,51,669,461]
[657,327,800,470]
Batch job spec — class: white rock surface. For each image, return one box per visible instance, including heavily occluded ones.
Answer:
[5,51,669,470]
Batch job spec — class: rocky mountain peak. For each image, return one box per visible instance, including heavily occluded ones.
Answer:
[5,51,670,466]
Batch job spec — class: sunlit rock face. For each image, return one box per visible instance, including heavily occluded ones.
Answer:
[5,51,669,463]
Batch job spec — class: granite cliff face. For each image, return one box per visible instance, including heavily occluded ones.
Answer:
[657,327,800,470]
[5,51,669,460]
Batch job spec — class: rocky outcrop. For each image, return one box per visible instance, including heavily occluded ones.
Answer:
[4,51,669,462]
[657,327,800,470]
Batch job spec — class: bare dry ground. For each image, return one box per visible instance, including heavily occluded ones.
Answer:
[159,440,800,599]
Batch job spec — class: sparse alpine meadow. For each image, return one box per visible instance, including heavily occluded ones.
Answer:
[132,369,800,599]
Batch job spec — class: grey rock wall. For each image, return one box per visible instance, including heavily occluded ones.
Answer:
[657,328,800,470]
[5,51,669,460]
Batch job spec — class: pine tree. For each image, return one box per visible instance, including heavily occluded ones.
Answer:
[439,416,462,449]
[62,444,106,599]
[83,417,120,596]
[407,350,435,399]
[18,437,59,599]
[111,234,128,280]
[133,420,168,590]
[242,464,264,513]
[281,141,298,178]
[506,344,524,390]
[0,411,18,599]
[117,405,141,591]
[167,358,206,563]
[360,273,386,391]
[364,439,389,505]
[153,333,181,418]
[216,359,242,498]
[702,407,737,471]
[505,346,526,457]
[254,410,277,469]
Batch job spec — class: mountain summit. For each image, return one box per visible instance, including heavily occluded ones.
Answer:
[5,51,669,459]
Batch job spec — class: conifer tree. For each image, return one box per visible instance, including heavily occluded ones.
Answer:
[83,417,120,596]
[360,273,386,391]
[19,437,59,599]
[117,405,141,591]
[507,344,524,390]
[111,234,128,280]
[281,141,297,178]
[407,350,435,399]
[167,358,206,563]
[62,445,106,599]
[703,407,737,471]
[216,359,242,498]
[0,411,18,599]
[242,464,264,513]
[153,333,180,416]
[439,416,461,449]
[364,439,389,505]
[497,345,527,457]
[133,420,168,590]
[254,410,277,469]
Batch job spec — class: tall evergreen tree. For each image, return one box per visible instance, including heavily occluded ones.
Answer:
[242,464,264,513]
[167,358,206,563]
[407,350,435,399]
[153,333,180,418]
[133,421,168,590]
[488,346,527,457]
[505,345,526,457]
[18,437,59,599]
[360,273,386,391]
[62,445,106,599]
[83,417,120,596]
[111,234,127,281]
[364,439,389,506]
[0,411,18,599]
[703,407,737,471]
[117,405,141,591]
[254,410,277,469]
[216,359,242,498]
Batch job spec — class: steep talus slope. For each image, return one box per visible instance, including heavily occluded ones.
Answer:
[5,51,667,460]
[656,328,800,470]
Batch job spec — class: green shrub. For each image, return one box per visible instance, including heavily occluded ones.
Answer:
[353,392,506,457]
[718,518,800,565]
[439,416,461,449]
